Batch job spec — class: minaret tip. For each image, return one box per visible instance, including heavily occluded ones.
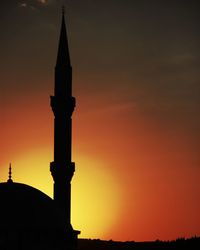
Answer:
[56,4,71,67]
[62,5,65,16]
[7,163,13,183]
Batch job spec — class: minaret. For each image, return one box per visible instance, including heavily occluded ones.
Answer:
[50,9,79,247]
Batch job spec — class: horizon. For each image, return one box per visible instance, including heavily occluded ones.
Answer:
[0,0,200,242]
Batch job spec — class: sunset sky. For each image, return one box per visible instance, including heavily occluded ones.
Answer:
[0,0,200,242]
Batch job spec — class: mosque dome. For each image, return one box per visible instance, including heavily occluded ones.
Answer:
[0,181,66,229]
[0,181,69,250]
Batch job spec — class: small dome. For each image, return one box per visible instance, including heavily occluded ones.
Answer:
[0,182,65,229]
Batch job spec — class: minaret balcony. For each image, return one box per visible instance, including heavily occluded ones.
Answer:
[50,161,75,183]
[50,96,76,117]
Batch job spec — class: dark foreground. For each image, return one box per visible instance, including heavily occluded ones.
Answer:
[78,237,200,250]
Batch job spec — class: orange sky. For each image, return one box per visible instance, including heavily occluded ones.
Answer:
[1,78,199,241]
[0,0,200,242]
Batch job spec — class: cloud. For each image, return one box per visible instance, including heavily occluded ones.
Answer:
[20,3,27,7]
[37,0,48,4]
[170,53,197,66]
[19,2,38,11]
[19,0,49,10]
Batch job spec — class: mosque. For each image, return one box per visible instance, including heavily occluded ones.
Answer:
[0,10,80,250]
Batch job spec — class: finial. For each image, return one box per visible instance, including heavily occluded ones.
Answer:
[7,163,13,183]
[62,5,65,16]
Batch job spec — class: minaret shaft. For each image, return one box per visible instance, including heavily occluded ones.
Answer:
[53,116,72,163]
[54,67,72,98]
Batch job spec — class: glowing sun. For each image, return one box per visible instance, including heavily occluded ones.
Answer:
[2,148,122,239]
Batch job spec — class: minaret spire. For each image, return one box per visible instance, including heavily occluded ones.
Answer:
[56,7,71,67]
[50,9,80,249]
[62,5,65,16]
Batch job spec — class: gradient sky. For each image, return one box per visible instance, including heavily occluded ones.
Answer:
[0,0,200,242]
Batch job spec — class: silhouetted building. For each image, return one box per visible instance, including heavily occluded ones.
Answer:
[0,11,80,250]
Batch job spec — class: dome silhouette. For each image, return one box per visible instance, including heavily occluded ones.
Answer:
[0,182,66,229]
[0,181,71,250]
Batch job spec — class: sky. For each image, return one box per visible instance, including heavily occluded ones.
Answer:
[0,0,200,242]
